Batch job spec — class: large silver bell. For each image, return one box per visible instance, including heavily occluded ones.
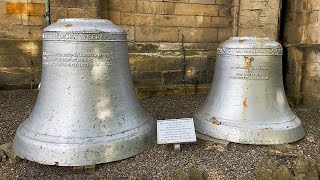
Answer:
[13,19,156,166]
[194,37,305,144]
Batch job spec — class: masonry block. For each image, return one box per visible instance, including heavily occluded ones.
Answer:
[218,28,233,42]
[302,76,320,94]
[175,3,218,16]
[188,0,216,4]
[162,70,184,85]
[137,1,175,14]
[67,8,85,18]
[310,0,320,10]
[179,27,217,43]
[6,2,45,15]
[121,13,155,26]
[132,71,163,86]
[109,11,121,24]
[155,15,211,27]
[303,93,320,107]
[0,2,6,14]
[122,25,135,41]
[22,15,45,26]
[305,63,320,77]
[306,47,320,63]
[135,26,179,42]
[109,0,136,13]
[309,11,319,24]
[307,23,320,44]
[50,7,68,23]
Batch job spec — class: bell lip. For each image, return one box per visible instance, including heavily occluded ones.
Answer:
[193,115,305,145]
[12,119,156,166]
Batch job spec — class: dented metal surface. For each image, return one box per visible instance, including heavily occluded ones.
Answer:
[194,37,305,144]
[13,19,156,166]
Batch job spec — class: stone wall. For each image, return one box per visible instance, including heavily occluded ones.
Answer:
[284,0,320,107]
[108,0,282,98]
[50,0,109,23]
[238,0,281,39]
[0,0,108,89]
[108,0,235,98]
[0,0,285,100]
[0,0,45,89]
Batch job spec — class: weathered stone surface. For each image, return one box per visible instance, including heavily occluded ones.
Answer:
[67,8,85,18]
[309,11,319,24]
[302,76,320,94]
[137,1,175,14]
[50,6,68,23]
[21,15,45,26]
[122,25,135,41]
[284,25,306,44]
[6,2,45,15]
[119,11,160,25]
[189,169,203,180]
[285,46,304,105]
[256,158,280,180]
[302,93,320,107]
[310,0,320,11]
[162,70,184,85]
[238,0,281,39]
[265,144,304,157]
[273,165,295,180]
[179,28,217,43]
[0,143,21,164]
[109,11,121,24]
[308,23,320,44]
[175,3,219,16]
[155,15,211,27]
[219,4,232,16]
[293,156,318,180]
[218,28,233,42]
[188,0,216,5]
[305,63,320,77]
[171,169,188,180]
[316,156,320,174]
[197,133,229,152]
[135,26,179,42]
[0,67,41,89]
[109,0,136,13]
[132,71,163,86]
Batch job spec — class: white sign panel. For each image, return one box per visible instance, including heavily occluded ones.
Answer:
[157,118,197,144]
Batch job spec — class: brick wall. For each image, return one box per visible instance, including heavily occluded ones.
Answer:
[284,0,320,107]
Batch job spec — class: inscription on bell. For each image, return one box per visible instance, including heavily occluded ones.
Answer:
[43,52,114,67]
[229,66,269,80]
[43,32,126,41]
[217,48,283,55]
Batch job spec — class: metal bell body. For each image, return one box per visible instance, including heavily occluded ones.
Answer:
[194,37,305,144]
[13,19,156,166]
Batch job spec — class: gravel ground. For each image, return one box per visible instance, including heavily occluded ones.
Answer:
[0,90,319,180]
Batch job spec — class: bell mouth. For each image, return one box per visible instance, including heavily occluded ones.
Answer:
[57,18,113,24]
